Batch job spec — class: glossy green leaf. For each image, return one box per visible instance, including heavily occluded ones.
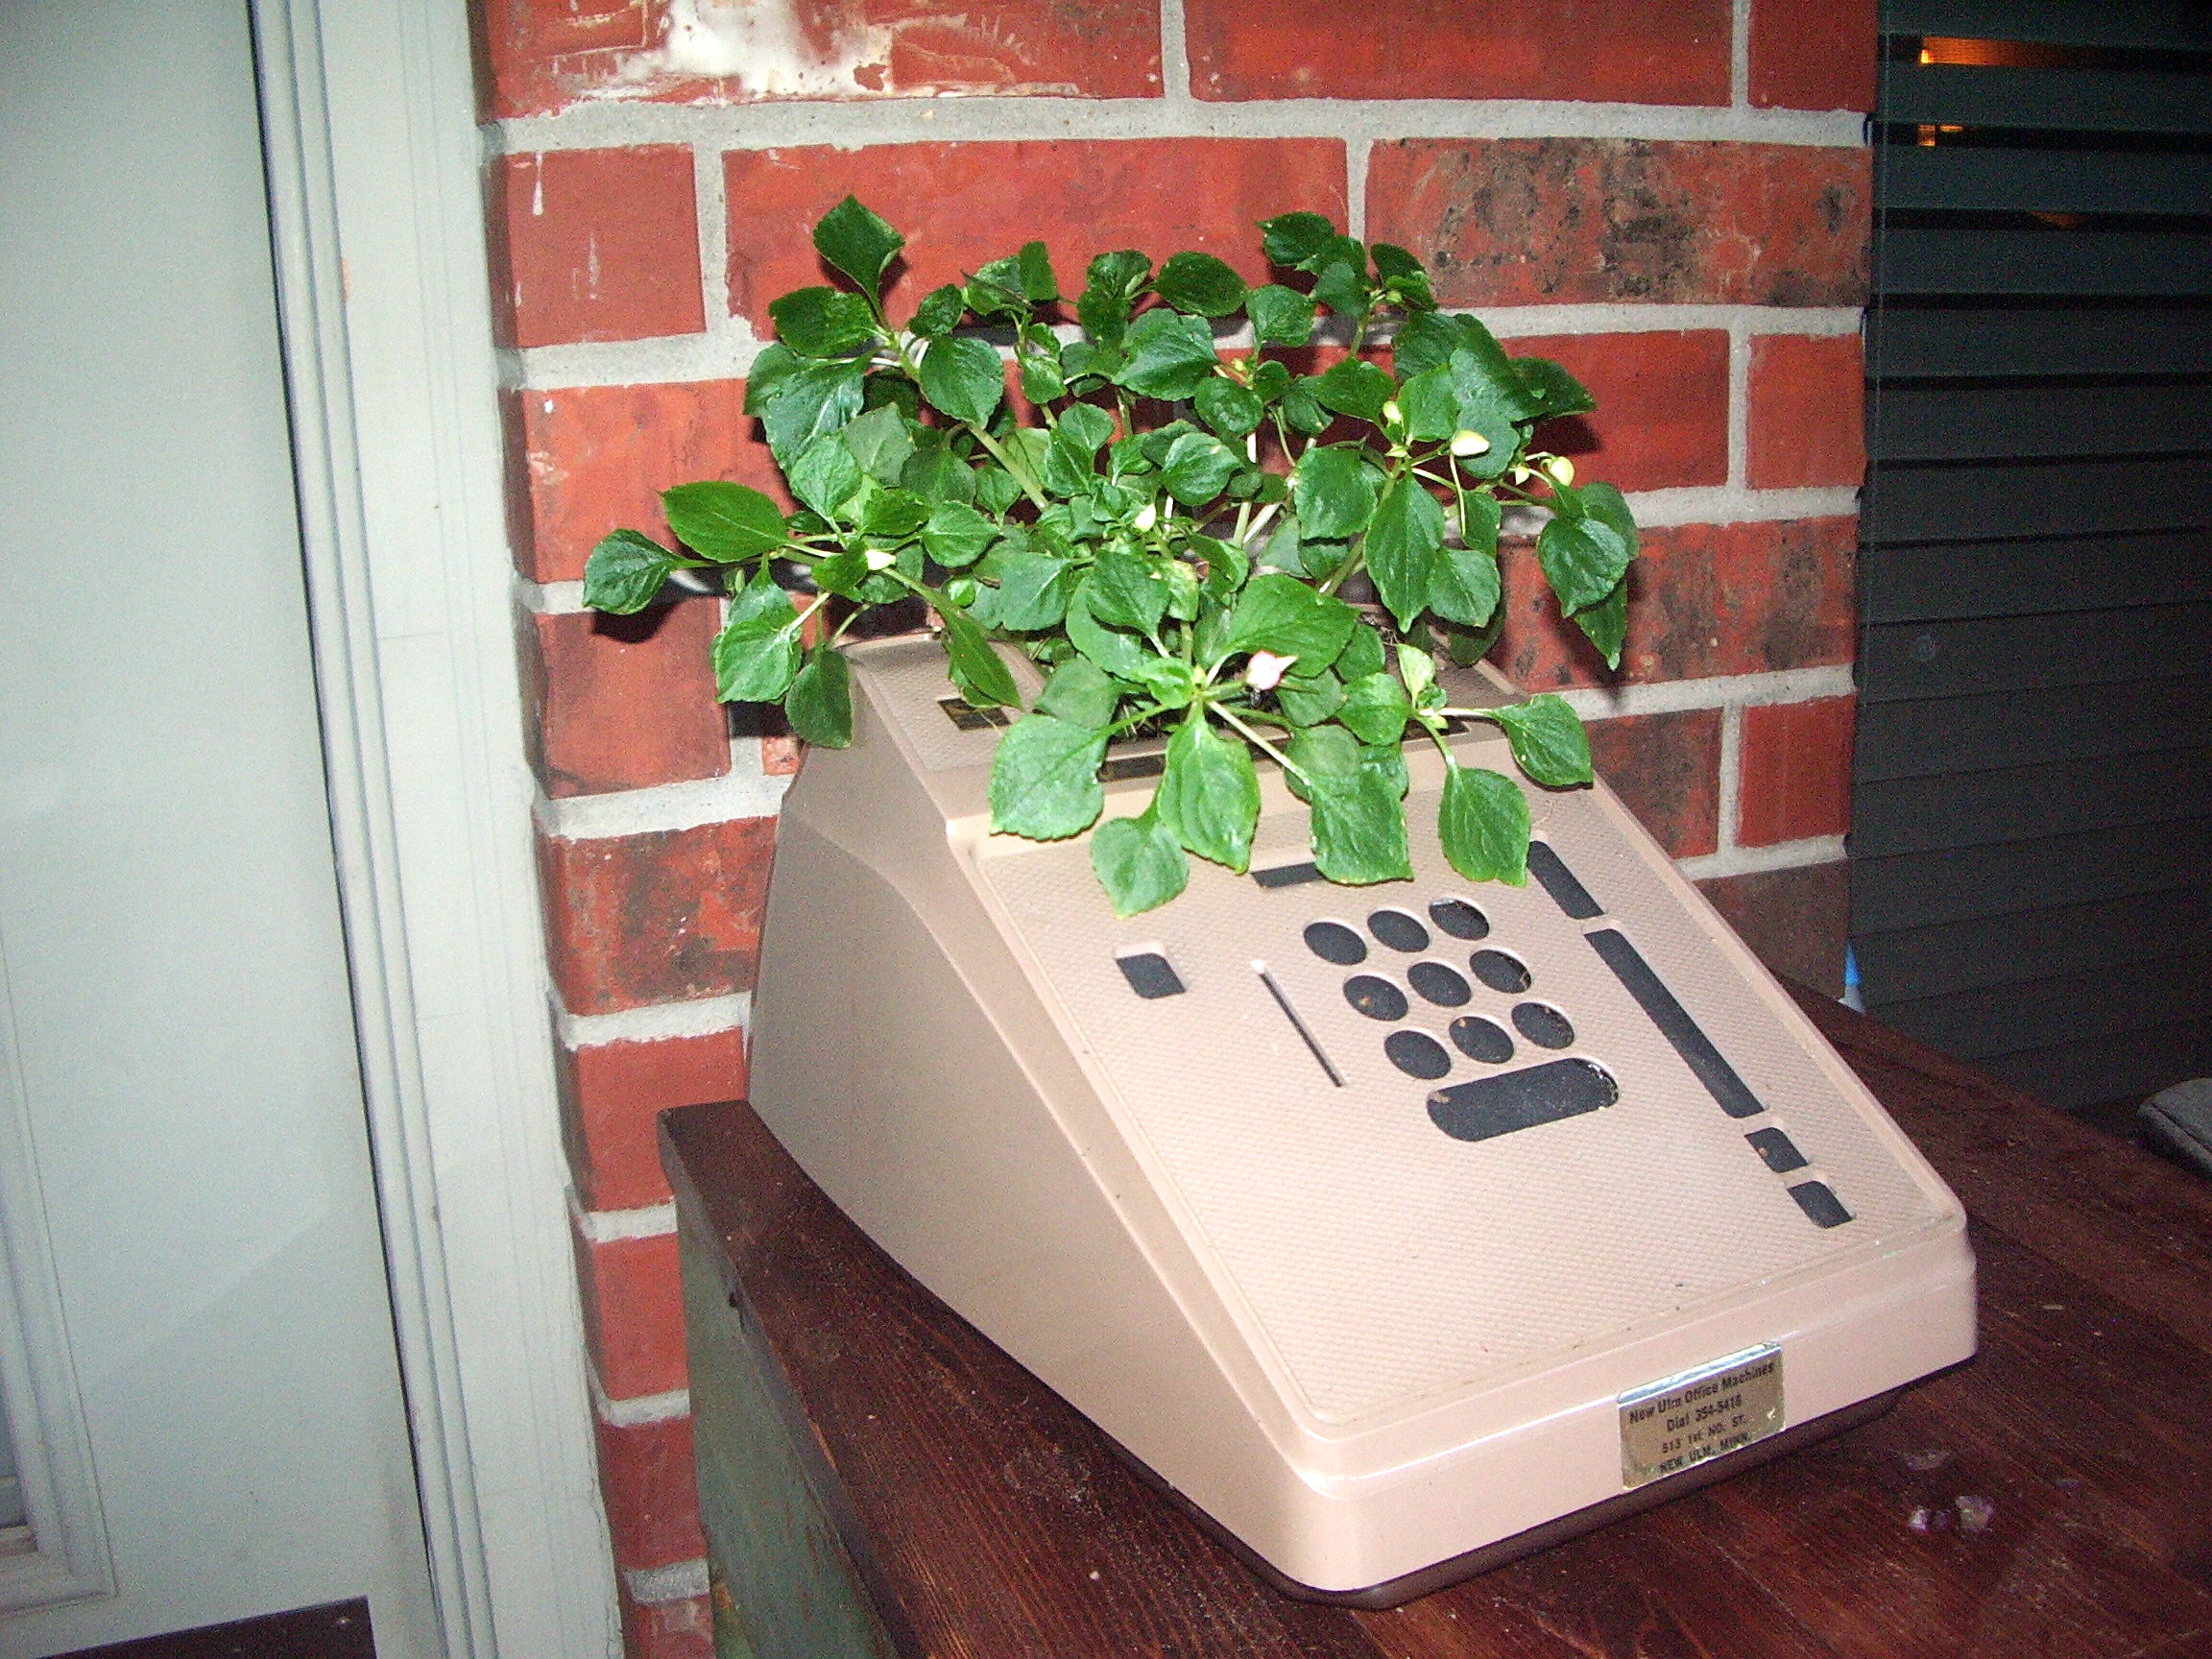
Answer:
[1117,308,1220,401]
[1035,657,1120,730]
[1280,382,1330,436]
[994,551,1079,632]
[989,713,1107,839]
[1126,652,1197,710]
[1487,694,1593,787]
[1155,251,1248,318]
[769,286,879,358]
[1017,240,1059,302]
[1438,763,1529,884]
[1246,284,1314,348]
[787,431,865,521]
[859,487,929,541]
[1088,544,1167,635]
[1223,571,1358,665]
[742,342,804,413]
[1395,366,1461,443]
[663,480,788,561]
[1537,512,1633,616]
[1159,716,1260,872]
[909,284,967,338]
[1337,670,1412,746]
[1362,474,1445,631]
[1447,325,1543,422]
[1193,376,1263,440]
[582,529,681,613]
[1335,622,1385,681]
[1310,356,1396,424]
[812,196,903,300]
[784,645,853,747]
[1259,211,1336,267]
[1369,242,1434,309]
[760,360,865,464]
[840,404,914,486]
[1159,430,1239,505]
[1573,577,1628,669]
[711,598,803,704]
[1282,721,1360,803]
[1310,256,1369,320]
[1309,765,1412,884]
[1513,355,1597,419]
[935,600,1020,709]
[1390,311,1461,380]
[918,499,994,568]
[1273,668,1343,728]
[1291,445,1379,540]
[1426,537,1502,629]
[919,335,1005,427]
[1090,811,1190,917]
[1065,582,1147,679]
[1193,534,1248,604]
[1578,481,1641,563]
[901,436,976,504]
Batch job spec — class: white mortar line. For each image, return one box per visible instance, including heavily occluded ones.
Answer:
[693,136,739,349]
[589,1372,693,1428]
[1731,0,1751,109]
[516,576,587,614]
[535,769,793,838]
[1676,835,1847,881]
[1620,483,1859,528]
[556,991,751,1050]
[1718,701,1746,851]
[625,1560,709,1607]
[1345,138,1371,243]
[491,98,1864,156]
[569,1186,679,1243]
[1551,664,1856,721]
[1159,0,1192,108]
[1726,321,1751,492]
[511,303,1864,392]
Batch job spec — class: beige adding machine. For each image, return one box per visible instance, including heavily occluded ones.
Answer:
[748,634,1977,1605]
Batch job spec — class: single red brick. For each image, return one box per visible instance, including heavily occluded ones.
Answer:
[618,1582,713,1659]
[529,605,729,798]
[494,148,704,349]
[539,818,778,1016]
[1514,331,1729,493]
[1584,709,1722,859]
[1738,695,1856,847]
[1367,139,1871,308]
[514,380,785,584]
[1750,0,1878,110]
[576,1229,686,1400]
[1186,0,1727,106]
[1747,334,1866,491]
[1695,860,1851,996]
[479,0,1162,120]
[725,139,1347,325]
[595,1413,704,1573]
[761,733,805,777]
[1490,517,1857,691]
[557,1026,751,1210]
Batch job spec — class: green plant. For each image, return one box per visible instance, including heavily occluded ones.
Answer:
[584,198,1638,917]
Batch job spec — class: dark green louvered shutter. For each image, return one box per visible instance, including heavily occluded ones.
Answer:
[1854,1,2212,1111]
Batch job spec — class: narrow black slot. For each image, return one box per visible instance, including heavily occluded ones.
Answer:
[937,696,1010,731]
[1745,1127,1810,1173]
[1100,753,1166,781]
[1428,1059,1618,1142]
[1527,841,1603,919]
[1255,964,1343,1087]
[1584,929,1765,1119]
[1789,1181,1854,1229]
[1253,861,1324,889]
[1116,951,1185,999]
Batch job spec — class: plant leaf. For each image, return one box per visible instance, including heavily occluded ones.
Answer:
[712,602,803,703]
[1291,445,1379,540]
[784,646,854,747]
[1066,581,1148,678]
[662,481,787,562]
[840,404,915,485]
[1158,716,1260,872]
[1486,694,1594,786]
[919,335,1006,427]
[994,551,1079,631]
[935,599,1020,708]
[988,712,1107,839]
[1537,512,1633,616]
[769,286,880,358]
[1090,812,1190,917]
[1117,308,1221,401]
[1335,622,1385,681]
[1362,474,1446,631]
[1194,376,1264,440]
[1274,668,1343,728]
[1309,765,1413,885]
[583,529,682,613]
[1513,355,1597,418]
[1310,356,1397,424]
[1035,657,1121,730]
[1246,283,1315,347]
[1426,537,1502,628]
[1574,577,1629,669]
[812,196,902,299]
[909,283,967,337]
[1159,430,1240,505]
[1017,240,1060,302]
[1155,251,1248,317]
[787,431,865,522]
[761,359,866,465]
[1222,571,1358,665]
[1259,211,1337,268]
[1087,544,1168,635]
[1337,671,1412,746]
[1438,763,1530,884]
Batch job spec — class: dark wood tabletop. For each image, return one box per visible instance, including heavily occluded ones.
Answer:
[662,987,2212,1659]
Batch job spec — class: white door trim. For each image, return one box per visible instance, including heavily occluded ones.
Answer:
[252,3,616,1654]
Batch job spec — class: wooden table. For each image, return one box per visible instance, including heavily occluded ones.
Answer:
[662,988,2212,1659]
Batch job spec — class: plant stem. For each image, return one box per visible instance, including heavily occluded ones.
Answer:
[968,424,1050,511]
[1210,700,1310,784]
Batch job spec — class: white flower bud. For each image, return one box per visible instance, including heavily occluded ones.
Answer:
[1450,428,1491,457]
[864,547,898,571]
[1381,399,1403,427]
[1244,650,1297,692]
[1543,455,1575,487]
[1133,501,1159,533]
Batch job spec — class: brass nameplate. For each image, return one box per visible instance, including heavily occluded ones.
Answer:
[1619,1344,1784,1488]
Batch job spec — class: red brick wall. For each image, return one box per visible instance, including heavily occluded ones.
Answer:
[473,3,1875,1646]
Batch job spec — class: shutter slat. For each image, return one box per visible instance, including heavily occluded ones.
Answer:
[1873,950,2212,1064]
[1857,884,2212,1003]
[1855,674,2212,780]
[1863,455,2212,541]
[1866,305,2212,379]
[1862,530,2212,624]
[1859,603,2211,701]
[1852,818,2212,933]
[1882,146,2211,217]
[1878,229,2212,296]
[1979,1016,2212,1111]
[1872,380,2212,460]
[1884,0,2212,51]
[1851,745,2212,856]
[1882,65,2212,133]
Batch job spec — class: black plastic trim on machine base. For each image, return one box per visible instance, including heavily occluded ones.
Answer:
[1113,1385,1913,1610]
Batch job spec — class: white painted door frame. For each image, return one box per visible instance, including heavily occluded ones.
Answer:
[253,2,615,1653]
